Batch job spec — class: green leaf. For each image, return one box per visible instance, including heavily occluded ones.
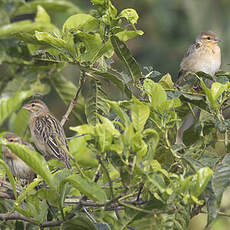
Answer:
[119,9,139,25]
[116,30,144,42]
[69,137,97,168]
[211,82,227,101]
[91,40,114,62]
[82,78,109,125]
[96,115,120,152]
[0,21,57,38]
[8,109,30,137]
[62,215,97,230]
[143,79,167,110]
[159,73,174,89]
[0,90,33,126]
[35,31,67,51]
[0,159,17,199]
[75,32,102,63]
[193,167,213,197]
[50,74,86,124]
[212,154,230,205]
[4,142,56,191]
[63,14,99,33]
[105,100,130,126]
[91,69,125,91]
[131,97,150,132]
[35,5,51,23]
[61,175,107,202]
[16,0,81,15]
[111,36,142,83]
[91,0,105,5]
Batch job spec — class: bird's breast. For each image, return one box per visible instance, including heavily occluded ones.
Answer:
[181,44,221,76]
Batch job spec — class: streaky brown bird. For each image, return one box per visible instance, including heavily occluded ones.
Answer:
[2,132,35,182]
[23,99,72,169]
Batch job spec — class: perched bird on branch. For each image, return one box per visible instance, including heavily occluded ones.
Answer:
[23,99,72,169]
[175,30,221,145]
[2,133,35,182]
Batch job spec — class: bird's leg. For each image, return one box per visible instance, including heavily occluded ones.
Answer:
[175,107,200,145]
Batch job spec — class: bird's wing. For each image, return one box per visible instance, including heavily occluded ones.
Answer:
[34,115,69,160]
[175,41,202,88]
[183,41,201,58]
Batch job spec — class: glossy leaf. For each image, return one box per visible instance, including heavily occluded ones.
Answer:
[143,79,167,109]
[61,174,107,202]
[212,154,230,204]
[0,90,32,126]
[35,31,67,50]
[211,82,227,101]
[16,0,81,15]
[111,36,142,83]
[130,97,150,132]
[119,9,139,24]
[193,167,213,197]
[0,21,57,38]
[4,142,56,190]
[116,30,144,42]
[35,5,51,23]
[62,215,97,230]
[105,100,130,126]
[63,14,99,33]
[82,78,109,125]
[0,159,17,199]
[75,32,102,63]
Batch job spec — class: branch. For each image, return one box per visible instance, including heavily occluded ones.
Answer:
[97,155,114,200]
[0,213,38,225]
[61,70,86,127]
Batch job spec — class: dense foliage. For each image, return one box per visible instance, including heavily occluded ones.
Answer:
[0,0,230,229]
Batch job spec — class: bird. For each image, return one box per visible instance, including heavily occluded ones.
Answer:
[175,30,221,144]
[22,99,72,169]
[2,132,35,182]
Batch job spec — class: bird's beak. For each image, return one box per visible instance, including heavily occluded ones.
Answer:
[215,37,222,42]
[22,104,30,111]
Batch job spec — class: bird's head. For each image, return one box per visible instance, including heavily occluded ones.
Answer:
[22,99,49,115]
[3,132,21,144]
[197,30,222,44]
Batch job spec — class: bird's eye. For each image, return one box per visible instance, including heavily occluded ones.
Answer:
[31,103,35,107]
[207,37,211,40]
[9,139,13,142]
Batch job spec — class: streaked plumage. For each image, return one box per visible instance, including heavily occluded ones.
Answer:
[23,99,72,169]
[2,133,35,182]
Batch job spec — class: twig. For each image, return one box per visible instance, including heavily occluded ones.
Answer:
[136,182,144,201]
[200,210,230,218]
[93,165,102,183]
[61,70,86,127]
[0,213,38,225]
[97,155,114,200]
[83,207,96,223]
[66,134,86,140]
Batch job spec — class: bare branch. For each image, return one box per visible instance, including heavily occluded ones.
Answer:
[0,213,38,225]
[61,71,86,127]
